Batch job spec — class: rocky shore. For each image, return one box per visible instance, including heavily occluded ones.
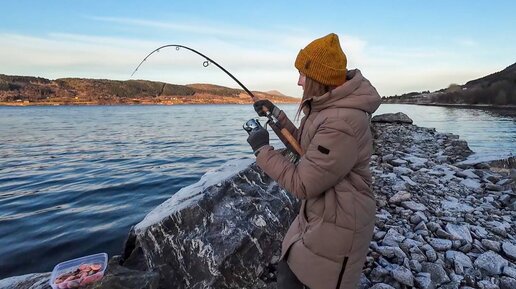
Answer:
[1,112,514,289]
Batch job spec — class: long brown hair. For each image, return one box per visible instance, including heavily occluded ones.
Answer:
[295,76,336,120]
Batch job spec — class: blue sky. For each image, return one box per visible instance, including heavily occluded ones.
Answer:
[1,0,515,96]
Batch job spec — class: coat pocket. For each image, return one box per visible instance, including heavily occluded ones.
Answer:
[302,217,354,261]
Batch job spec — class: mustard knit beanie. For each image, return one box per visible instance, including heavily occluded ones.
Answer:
[295,33,347,86]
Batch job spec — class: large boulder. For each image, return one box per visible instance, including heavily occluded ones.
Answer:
[120,158,299,289]
[372,112,413,124]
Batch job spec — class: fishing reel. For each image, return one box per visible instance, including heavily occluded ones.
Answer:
[243,118,267,135]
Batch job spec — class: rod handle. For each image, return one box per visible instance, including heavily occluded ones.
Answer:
[280,128,304,156]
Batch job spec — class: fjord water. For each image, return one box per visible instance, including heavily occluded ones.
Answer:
[0,104,514,278]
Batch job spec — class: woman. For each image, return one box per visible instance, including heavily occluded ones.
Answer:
[247,33,382,289]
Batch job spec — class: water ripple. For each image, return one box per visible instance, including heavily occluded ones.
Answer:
[0,104,514,278]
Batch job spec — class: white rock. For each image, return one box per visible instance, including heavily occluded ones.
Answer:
[460,178,481,190]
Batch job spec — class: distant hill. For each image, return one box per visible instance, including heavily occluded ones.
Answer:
[266,90,286,97]
[383,62,516,106]
[0,75,299,105]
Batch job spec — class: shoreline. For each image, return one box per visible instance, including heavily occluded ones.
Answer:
[381,102,516,110]
[0,101,300,107]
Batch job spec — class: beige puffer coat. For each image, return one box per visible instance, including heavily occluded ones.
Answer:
[256,69,382,289]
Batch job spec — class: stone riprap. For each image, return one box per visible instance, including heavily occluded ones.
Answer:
[2,112,514,289]
[362,113,515,289]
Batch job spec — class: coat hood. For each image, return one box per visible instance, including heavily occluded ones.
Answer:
[310,69,382,114]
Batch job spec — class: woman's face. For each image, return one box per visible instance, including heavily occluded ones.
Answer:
[297,73,306,90]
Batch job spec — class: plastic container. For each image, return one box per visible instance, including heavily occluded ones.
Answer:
[49,253,108,289]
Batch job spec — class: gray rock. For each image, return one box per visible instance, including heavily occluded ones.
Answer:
[375,246,396,258]
[393,166,413,175]
[358,273,371,289]
[440,281,461,289]
[370,283,396,289]
[486,183,504,191]
[452,240,462,250]
[502,242,516,261]
[414,272,433,289]
[0,273,51,289]
[504,266,516,278]
[500,277,516,289]
[499,194,512,206]
[390,265,414,287]
[382,228,406,247]
[425,248,438,262]
[376,209,392,221]
[463,273,477,287]
[482,239,502,253]
[88,261,160,289]
[409,259,422,272]
[370,266,390,283]
[460,178,481,190]
[429,238,453,251]
[374,230,387,241]
[427,222,442,232]
[474,251,509,276]
[403,155,429,169]
[389,191,411,204]
[445,250,473,268]
[497,178,513,186]
[435,228,453,239]
[478,280,500,289]
[457,169,480,179]
[486,221,509,237]
[414,221,428,232]
[441,199,475,213]
[401,201,427,211]
[421,262,450,286]
[381,153,395,163]
[404,237,424,249]
[372,112,413,124]
[460,244,474,255]
[391,158,408,166]
[472,226,489,239]
[121,160,299,289]
[445,223,472,243]
[413,211,429,224]
[410,214,423,224]
[401,175,418,186]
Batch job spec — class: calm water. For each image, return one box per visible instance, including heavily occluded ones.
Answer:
[0,104,514,278]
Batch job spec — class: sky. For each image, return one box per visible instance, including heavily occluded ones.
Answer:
[1,0,515,97]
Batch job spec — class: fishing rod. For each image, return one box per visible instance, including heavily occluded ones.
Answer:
[131,44,304,156]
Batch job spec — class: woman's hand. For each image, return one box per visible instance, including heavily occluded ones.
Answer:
[246,127,270,156]
[253,100,279,117]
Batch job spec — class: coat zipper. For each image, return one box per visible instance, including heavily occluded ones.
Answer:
[335,257,349,289]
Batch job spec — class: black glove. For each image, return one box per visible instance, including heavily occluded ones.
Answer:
[253,100,280,117]
[247,127,270,156]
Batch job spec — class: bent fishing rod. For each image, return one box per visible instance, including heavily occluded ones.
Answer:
[131,44,304,156]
